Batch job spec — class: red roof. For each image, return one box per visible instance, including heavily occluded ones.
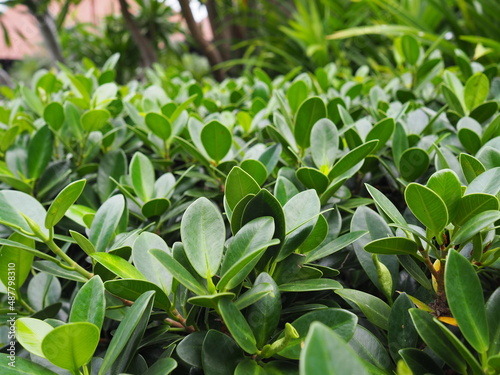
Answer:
[0,0,126,60]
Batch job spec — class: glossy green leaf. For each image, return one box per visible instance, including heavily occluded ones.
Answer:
[388,293,418,361]
[202,330,244,375]
[27,125,53,180]
[91,252,146,280]
[426,169,462,222]
[176,331,206,368]
[486,288,500,357]
[329,140,378,181]
[188,292,235,308]
[15,318,54,358]
[445,250,489,353]
[225,166,261,211]
[144,358,177,375]
[181,197,225,278]
[0,232,34,293]
[279,278,342,292]
[69,276,105,330]
[399,348,444,375]
[105,279,170,310]
[458,117,482,154]
[433,317,484,375]
[294,96,327,149]
[235,359,266,375]
[311,119,338,172]
[464,72,489,112]
[240,159,267,186]
[241,189,286,260]
[145,112,171,140]
[274,176,299,206]
[132,232,172,294]
[70,230,96,256]
[399,148,429,181]
[298,213,328,253]
[349,325,392,371]
[97,149,127,202]
[365,184,406,225]
[150,248,207,295]
[99,291,155,375]
[452,210,500,245]
[21,85,44,116]
[366,118,395,152]
[296,167,329,194]
[335,289,390,330]
[201,120,232,162]
[300,322,369,375]
[287,80,308,114]
[219,217,277,290]
[218,297,258,354]
[141,198,170,218]
[409,308,467,373]
[246,273,281,348]
[453,193,499,227]
[279,308,357,359]
[80,109,110,131]
[42,322,99,371]
[45,179,86,229]
[404,183,448,235]
[130,151,155,202]
[364,237,418,255]
[0,353,58,374]
[465,167,500,195]
[89,194,125,252]
[0,190,49,240]
[43,102,65,131]
[305,230,367,263]
[401,35,420,65]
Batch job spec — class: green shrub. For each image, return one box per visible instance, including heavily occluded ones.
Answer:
[0,49,499,375]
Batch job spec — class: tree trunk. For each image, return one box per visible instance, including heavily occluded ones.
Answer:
[118,0,157,68]
[33,11,65,64]
[206,0,231,61]
[178,0,225,82]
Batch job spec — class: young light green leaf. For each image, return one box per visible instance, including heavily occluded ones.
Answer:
[311,119,338,172]
[91,252,146,280]
[15,318,54,358]
[42,322,99,372]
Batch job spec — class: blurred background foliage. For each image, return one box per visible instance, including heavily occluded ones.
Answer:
[0,0,499,83]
